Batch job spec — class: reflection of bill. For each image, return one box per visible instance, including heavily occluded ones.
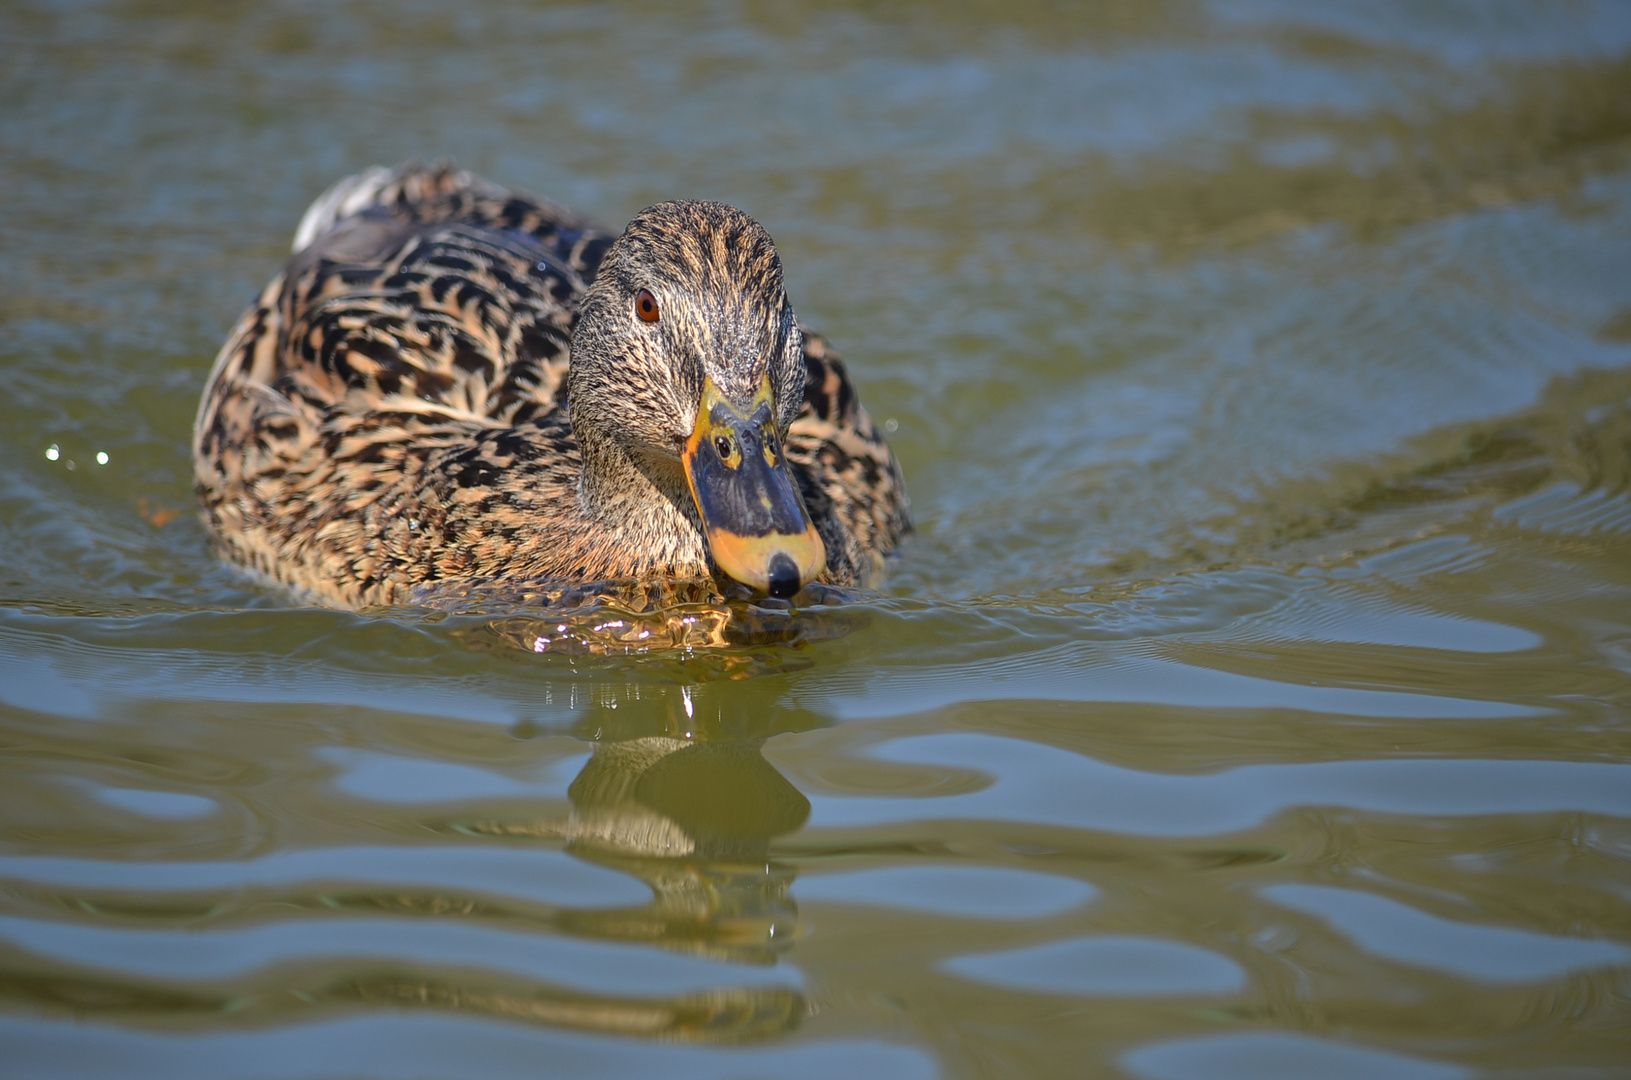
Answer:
[354,735,814,1044]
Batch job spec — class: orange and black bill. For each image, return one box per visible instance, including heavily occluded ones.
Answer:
[683,377,826,598]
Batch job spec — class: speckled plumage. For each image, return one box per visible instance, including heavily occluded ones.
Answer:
[193,163,909,608]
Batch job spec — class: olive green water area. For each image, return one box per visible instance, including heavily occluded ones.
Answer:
[3,1,1631,1077]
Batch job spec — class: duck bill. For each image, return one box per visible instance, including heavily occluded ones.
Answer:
[683,377,826,599]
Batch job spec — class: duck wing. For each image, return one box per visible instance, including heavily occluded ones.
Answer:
[788,332,912,586]
[194,164,612,603]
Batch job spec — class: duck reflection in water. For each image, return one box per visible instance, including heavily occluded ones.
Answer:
[561,733,810,967]
[371,689,816,1045]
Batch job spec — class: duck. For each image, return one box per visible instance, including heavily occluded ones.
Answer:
[193,162,909,610]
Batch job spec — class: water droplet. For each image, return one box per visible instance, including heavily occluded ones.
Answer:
[885,418,898,432]
[45,445,59,461]
[96,451,109,465]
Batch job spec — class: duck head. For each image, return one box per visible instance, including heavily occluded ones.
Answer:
[567,200,825,599]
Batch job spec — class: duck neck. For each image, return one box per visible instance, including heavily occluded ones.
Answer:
[575,428,707,571]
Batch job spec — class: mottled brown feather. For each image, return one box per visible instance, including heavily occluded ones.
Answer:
[194,162,909,608]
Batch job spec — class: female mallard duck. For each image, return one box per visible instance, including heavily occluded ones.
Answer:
[193,163,908,609]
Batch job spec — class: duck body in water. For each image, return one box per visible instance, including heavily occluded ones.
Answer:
[193,164,909,608]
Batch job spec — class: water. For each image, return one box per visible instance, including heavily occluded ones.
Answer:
[3,1,1631,1077]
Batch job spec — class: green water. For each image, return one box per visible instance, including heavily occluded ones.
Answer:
[4,2,1631,1077]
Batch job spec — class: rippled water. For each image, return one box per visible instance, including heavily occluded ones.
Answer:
[4,2,1631,1077]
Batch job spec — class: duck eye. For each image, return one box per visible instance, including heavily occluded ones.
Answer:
[635,289,660,323]
[714,435,735,461]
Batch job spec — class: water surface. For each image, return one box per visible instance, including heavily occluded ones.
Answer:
[3,1,1631,1077]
